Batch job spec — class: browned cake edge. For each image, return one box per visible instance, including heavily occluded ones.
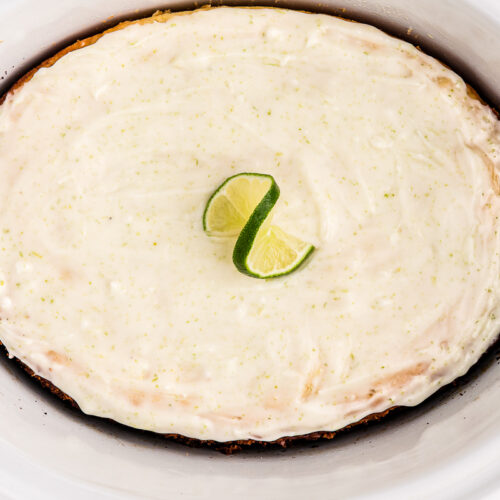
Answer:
[0,6,498,454]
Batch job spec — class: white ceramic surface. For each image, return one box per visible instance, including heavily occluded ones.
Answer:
[0,1,499,499]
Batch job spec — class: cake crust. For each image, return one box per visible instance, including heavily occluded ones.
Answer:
[3,337,498,454]
[0,338,394,453]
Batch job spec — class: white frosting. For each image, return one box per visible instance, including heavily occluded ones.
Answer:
[0,7,499,442]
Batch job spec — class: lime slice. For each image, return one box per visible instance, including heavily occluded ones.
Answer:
[203,173,276,237]
[234,224,315,279]
[203,173,315,279]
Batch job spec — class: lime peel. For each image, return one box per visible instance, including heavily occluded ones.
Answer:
[203,172,315,279]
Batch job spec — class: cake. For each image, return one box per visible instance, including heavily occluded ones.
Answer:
[0,7,499,451]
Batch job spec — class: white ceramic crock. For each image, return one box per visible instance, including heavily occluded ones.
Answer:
[0,1,499,498]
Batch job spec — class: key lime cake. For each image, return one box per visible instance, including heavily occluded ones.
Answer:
[0,7,499,450]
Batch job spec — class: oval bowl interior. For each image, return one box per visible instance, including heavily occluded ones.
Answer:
[0,1,499,499]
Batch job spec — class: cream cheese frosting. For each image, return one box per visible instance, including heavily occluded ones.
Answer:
[0,7,499,442]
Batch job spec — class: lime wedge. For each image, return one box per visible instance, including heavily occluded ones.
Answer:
[203,173,315,279]
[234,224,315,279]
[203,173,276,237]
